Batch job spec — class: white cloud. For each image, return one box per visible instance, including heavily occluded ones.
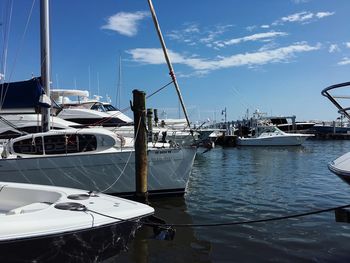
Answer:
[246,25,257,32]
[345,42,350,48]
[167,23,234,49]
[214,31,288,48]
[316,12,335,18]
[338,57,350,66]
[281,11,314,23]
[291,0,310,3]
[101,11,149,37]
[127,42,320,73]
[329,44,340,53]
[261,25,270,29]
[273,11,335,25]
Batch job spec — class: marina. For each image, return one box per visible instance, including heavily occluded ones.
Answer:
[119,139,350,262]
[1,0,350,261]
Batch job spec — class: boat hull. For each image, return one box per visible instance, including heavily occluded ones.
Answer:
[237,135,309,146]
[0,147,197,196]
[0,220,139,262]
[328,152,350,185]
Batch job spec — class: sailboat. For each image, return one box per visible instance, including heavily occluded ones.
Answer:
[0,0,197,196]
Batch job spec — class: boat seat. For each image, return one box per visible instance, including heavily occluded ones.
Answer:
[6,202,51,215]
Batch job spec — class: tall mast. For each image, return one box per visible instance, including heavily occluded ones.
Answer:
[147,0,191,128]
[40,0,51,132]
[117,53,121,109]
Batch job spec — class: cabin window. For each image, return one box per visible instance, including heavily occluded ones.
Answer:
[43,134,97,154]
[13,137,44,155]
[91,104,106,112]
[77,134,97,152]
[13,134,97,155]
[44,135,77,154]
[103,104,118,111]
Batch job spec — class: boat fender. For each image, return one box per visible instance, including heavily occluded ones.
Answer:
[161,131,167,143]
[54,202,87,211]
[1,148,9,159]
[116,134,126,147]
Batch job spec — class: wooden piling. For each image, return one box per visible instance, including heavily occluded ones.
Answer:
[132,90,148,203]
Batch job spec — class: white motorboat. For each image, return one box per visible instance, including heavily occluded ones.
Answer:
[0,127,197,196]
[328,152,350,185]
[0,112,83,139]
[0,182,154,262]
[237,125,312,146]
[51,89,133,127]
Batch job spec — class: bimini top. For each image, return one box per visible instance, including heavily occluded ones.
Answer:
[0,78,44,109]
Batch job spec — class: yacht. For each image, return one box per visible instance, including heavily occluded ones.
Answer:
[237,125,312,146]
[52,89,133,127]
[0,182,154,261]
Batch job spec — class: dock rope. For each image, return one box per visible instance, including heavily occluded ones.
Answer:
[87,203,350,228]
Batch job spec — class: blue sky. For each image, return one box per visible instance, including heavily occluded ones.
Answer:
[1,0,350,123]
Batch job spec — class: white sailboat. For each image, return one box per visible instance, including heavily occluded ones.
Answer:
[0,0,196,196]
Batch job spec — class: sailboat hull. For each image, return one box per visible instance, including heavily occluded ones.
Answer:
[0,147,196,196]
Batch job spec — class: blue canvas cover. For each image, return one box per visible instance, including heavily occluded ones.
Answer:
[0,78,44,109]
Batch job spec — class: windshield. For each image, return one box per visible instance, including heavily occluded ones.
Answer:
[103,104,118,111]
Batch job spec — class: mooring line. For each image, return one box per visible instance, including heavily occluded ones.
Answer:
[87,203,350,228]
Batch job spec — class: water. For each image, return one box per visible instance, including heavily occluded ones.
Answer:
[116,140,350,262]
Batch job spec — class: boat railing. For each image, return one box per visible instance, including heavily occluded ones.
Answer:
[321,81,350,121]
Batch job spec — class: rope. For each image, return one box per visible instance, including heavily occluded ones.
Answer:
[99,116,142,193]
[146,80,173,99]
[87,203,350,229]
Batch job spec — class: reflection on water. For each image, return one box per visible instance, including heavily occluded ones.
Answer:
[109,140,350,262]
[115,197,212,263]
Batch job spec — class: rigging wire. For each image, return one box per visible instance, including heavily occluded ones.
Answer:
[74,80,174,128]
[0,0,36,110]
[99,116,142,193]
[0,0,13,105]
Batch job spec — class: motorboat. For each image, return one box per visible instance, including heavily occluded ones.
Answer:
[328,152,350,185]
[0,182,154,262]
[0,113,83,139]
[0,78,84,139]
[51,89,133,127]
[268,117,315,133]
[237,125,312,146]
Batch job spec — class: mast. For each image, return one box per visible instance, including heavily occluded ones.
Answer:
[40,0,51,132]
[147,0,191,128]
[117,53,121,109]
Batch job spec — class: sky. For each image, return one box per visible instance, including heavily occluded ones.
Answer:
[1,0,350,123]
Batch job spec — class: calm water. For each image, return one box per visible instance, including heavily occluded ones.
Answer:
[116,140,350,262]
